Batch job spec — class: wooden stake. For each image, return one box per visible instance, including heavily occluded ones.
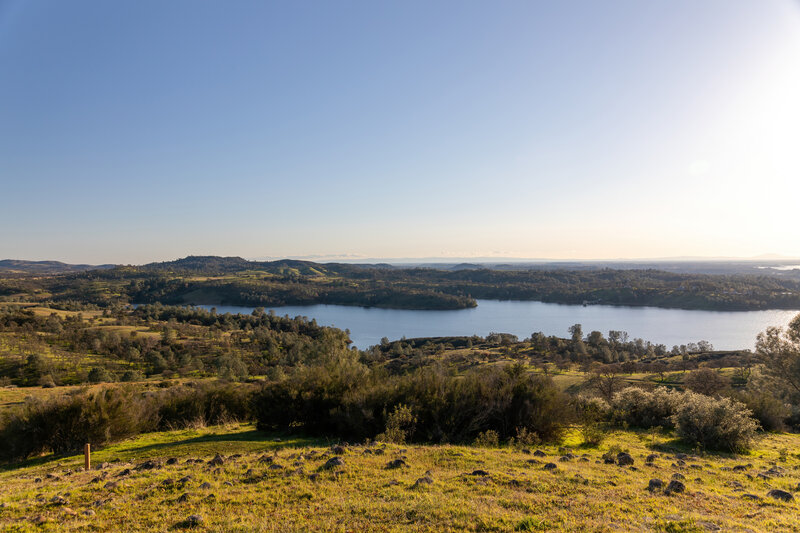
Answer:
[84,443,91,470]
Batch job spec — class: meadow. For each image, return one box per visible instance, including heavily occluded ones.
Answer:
[1,423,799,532]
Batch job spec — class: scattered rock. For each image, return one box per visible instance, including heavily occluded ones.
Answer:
[178,476,193,484]
[665,480,685,495]
[671,473,685,481]
[742,493,761,501]
[223,481,233,487]
[162,478,175,486]
[268,464,284,471]
[647,479,664,492]
[166,458,178,465]
[96,462,110,470]
[62,507,77,516]
[50,495,68,506]
[181,514,203,528]
[177,492,190,503]
[645,454,658,464]
[559,455,573,462]
[675,453,688,460]
[82,509,96,517]
[321,457,345,470]
[767,489,794,502]
[413,476,433,488]
[116,468,131,477]
[733,464,750,472]
[31,515,48,525]
[103,481,119,490]
[208,454,225,467]
[34,478,42,483]
[617,452,634,466]
[469,470,490,476]
[697,521,721,531]
[386,459,407,469]
[543,463,558,471]
[332,445,347,455]
[533,450,546,457]
[199,482,212,489]
[309,473,320,482]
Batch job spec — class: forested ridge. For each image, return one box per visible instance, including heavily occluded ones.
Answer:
[2,256,799,311]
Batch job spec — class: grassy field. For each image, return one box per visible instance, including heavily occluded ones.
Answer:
[1,424,799,532]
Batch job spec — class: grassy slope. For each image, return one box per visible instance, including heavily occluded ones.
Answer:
[1,424,799,532]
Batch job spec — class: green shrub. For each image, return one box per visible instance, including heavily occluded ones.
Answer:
[672,392,760,452]
[610,387,681,429]
[473,429,500,448]
[376,404,416,444]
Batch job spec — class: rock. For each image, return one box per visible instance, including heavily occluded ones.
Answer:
[82,509,96,517]
[386,459,407,469]
[268,464,284,470]
[675,453,688,460]
[533,450,546,457]
[767,489,794,502]
[62,507,77,516]
[309,473,320,482]
[177,492,190,503]
[742,493,761,501]
[321,457,345,470]
[697,521,721,531]
[331,445,346,455]
[521,449,531,454]
[50,495,68,505]
[31,515,48,525]
[45,473,59,480]
[96,462,110,470]
[645,454,658,464]
[223,481,233,487]
[116,468,131,477]
[182,514,203,528]
[103,481,119,490]
[647,479,664,492]
[178,476,193,484]
[258,455,274,464]
[665,480,685,494]
[162,478,175,486]
[543,463,558,471]
[573,474,588,485]
[559,455,572,462]
[413,476,434,487]
[166,458,178,465]
[137,460,159,470]
[617,452,634,466]
[34,478,42,483]
[199,482,212,489]
[469,470,490,476]
[671,473,685,480]
[208,454,225,467]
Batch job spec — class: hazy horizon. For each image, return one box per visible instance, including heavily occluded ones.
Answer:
[2,1,799,264]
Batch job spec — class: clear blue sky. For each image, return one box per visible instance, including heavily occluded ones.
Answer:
[2,0,799,264]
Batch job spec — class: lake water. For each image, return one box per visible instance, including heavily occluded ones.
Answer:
[199,300,799,351]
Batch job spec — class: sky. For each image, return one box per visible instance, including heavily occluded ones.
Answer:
[1,0,799,265]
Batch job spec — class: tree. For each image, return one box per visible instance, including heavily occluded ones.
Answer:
[568,324,583,342]
[756,314,800,400]
[684,368,728,396]
[589,365,626,402]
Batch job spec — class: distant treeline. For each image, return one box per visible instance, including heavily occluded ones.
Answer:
[2,255,800,311]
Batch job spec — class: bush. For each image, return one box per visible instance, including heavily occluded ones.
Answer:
[684,368,728,396]
[0,387,154,462]
[88,367,114,383]
[253,360,571,444]
[735,391,788,432]
[376,404,416,444]
[473,430,500,447]
[0,381,258,463]
[672,392,760,452]
[610,387,680,429]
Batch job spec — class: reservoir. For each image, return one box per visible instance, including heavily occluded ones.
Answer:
[199,300,799,351]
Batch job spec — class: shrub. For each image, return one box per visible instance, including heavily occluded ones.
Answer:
[610,387,680,429]
[376,404,416,444]
[121,369,145,382]
[672,392,760,452]
[684,368,728,396]
[735,391,788,432]
[473,430,500,447]
[0,387,154,462]
[88,367,114,383]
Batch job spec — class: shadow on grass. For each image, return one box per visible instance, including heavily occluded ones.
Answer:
[0,429,325,472]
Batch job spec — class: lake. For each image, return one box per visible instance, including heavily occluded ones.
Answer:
[199,300,799,351]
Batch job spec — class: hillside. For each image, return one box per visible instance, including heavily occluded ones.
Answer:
[0,260,115,275]
[1,423,798,531]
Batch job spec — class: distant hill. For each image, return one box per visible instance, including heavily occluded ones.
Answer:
[0,259,115,274]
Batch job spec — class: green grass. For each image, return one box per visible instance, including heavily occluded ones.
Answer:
[1,424,799,531]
